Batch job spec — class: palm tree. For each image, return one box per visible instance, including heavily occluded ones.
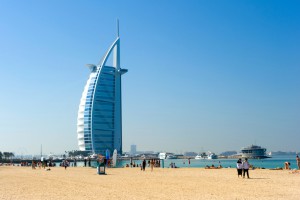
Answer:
[9,152,14,159]
[2,152,14,160]
[3,152,9,160]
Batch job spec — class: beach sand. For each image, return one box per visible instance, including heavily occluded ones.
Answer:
[0,166,299,200]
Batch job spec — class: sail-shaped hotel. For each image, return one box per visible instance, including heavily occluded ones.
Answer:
[77,24,127,155]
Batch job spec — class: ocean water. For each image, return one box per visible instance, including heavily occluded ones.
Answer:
[116,155,299,169]
[49,155,298,169]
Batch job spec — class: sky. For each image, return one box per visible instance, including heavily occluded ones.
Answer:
[0,0,299,155]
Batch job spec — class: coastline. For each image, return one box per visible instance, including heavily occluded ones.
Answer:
[1,166,299,200]
[1,154,298,169]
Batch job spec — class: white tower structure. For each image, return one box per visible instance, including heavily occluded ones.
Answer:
[77,21,127,154]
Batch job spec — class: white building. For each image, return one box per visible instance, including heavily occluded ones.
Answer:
[77,21,127,155]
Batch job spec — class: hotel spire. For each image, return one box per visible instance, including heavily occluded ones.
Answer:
[117,19,119,38]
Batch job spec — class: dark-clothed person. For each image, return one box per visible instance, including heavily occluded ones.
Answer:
[142,159,146,171]
[236,158,243,177]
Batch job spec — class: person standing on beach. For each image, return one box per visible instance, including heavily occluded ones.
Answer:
[296,155,300,170]
[74,158,77,167]
[130,158,133,168]
[142,159,146,171]
[150,159,155,172]
[236,159,243,177]
[88,158,91,167]
[242,158,250,178]
[43,160,47,169]
[32,160,36,170]
[84,158,87,167]
[63,160,69,170]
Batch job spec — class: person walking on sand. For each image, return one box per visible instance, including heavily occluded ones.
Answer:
[142,159,146,171]
[296,155,300,170]
[63,159,69,170]
[242,158,250,178]
[150,159,155,172]
[32,160,36,170]
[74,158,77,167]
[236,158,243,177]
[88,158,91,167]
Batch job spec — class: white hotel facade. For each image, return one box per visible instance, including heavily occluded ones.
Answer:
[77,28,127,155]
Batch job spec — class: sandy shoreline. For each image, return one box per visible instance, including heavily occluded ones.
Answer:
[0,166,299,200]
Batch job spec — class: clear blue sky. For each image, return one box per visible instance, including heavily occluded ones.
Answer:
[0,0,299,155]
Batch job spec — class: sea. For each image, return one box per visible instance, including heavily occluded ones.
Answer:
[72,154,298,169]
[115,155,298,169]
[17,154,295,169]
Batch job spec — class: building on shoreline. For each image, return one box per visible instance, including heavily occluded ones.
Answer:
[77,22,127,155]
[130,145,137,156]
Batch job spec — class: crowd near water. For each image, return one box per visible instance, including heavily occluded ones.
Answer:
[118,154,299,169]
[2,154,299,170]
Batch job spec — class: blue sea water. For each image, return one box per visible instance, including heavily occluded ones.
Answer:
[116,155,298,169]
[49,155,297,169]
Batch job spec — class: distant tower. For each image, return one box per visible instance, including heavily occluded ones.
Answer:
[77,21,128,155]
[130,145,137,156]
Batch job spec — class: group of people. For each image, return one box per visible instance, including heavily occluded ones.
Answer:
[83,158,91,167]
[126,159,160,171]
[124,159,148,171]
[30,159,71,170]
[236,158,250,178]
[205,164,222,169]
[169,162,178,168]
[140,159,157,171]
[30,160,56,169]
[284,155,300,170]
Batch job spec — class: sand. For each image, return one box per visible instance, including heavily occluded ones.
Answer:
[0,166,299,200]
